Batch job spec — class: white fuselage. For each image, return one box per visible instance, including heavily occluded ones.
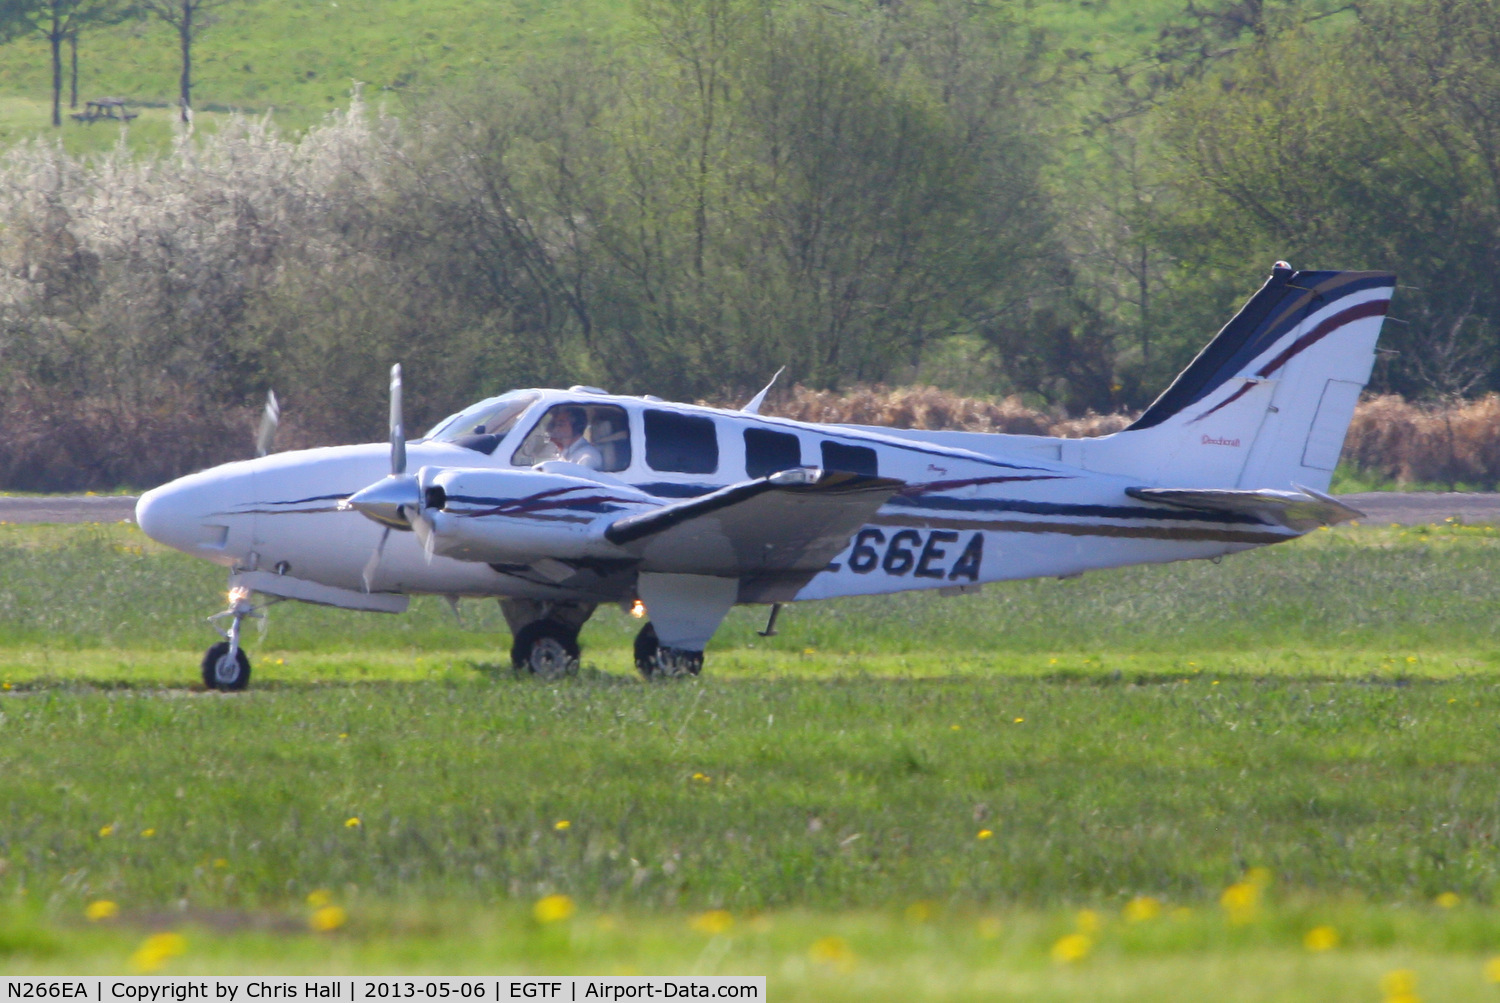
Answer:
[135,390,1294,608]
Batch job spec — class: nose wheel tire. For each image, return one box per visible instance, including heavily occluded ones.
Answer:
[511,620,580,679]
[633,623,703,679]
[202,642,251,691]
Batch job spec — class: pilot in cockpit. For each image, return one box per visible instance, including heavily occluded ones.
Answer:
[547,406,603,469]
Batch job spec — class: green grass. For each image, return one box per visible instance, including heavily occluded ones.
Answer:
[0,0,625,130]
[3,521,1500,994]
[0,0,1203,149]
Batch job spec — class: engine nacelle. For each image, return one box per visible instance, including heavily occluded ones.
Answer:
[417,464,658,564]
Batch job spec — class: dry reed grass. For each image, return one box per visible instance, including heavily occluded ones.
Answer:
[1343,394,1500,488]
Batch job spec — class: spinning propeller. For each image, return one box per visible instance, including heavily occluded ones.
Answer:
[255,390,280,457]
[342,364,437,591]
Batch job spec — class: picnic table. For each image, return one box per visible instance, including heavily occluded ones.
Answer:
[71,98,139,124]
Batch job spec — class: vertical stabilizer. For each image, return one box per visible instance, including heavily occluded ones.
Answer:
[1084,265,1395,491]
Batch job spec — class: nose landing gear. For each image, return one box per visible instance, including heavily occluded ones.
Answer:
[203,586,266,691]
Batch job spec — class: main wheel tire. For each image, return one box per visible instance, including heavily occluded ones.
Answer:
[633,622,660,678]
[201,641,251,691]
[633,623,703,679]
[511,620,580,679]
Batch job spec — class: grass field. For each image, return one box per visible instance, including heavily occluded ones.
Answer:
[2,520,1500,997]
[0,0,1195,153]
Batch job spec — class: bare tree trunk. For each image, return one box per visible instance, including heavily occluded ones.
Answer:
[50,15,63,127]
[178,1,193,124]
[68,32,78,109]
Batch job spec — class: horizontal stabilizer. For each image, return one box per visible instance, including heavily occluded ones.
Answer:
[605,467,904,576]
[1126,485,1364,532]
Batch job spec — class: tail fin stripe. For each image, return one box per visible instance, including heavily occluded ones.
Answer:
[1253,298,1390,379]
[1189,379,1259,424]
[1127,270,1395,432]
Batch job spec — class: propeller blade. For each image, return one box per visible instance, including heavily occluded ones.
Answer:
[412,512,437,564]
[389,363,406,477]
[362,526,391,593]
[255,390,280,457]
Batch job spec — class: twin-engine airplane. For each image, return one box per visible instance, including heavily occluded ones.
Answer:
[136,264,1395,689]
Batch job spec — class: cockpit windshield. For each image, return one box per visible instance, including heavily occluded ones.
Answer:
[424,391,541,454]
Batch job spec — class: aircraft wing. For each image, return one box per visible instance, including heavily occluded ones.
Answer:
[1126,484,1364,532]
[604,468,904,578]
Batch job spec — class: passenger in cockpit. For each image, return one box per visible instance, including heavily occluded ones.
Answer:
[547,407,603,469]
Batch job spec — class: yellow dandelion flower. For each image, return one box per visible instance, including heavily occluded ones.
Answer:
[977,829,994,840]
[689,910,733,935]
[691,773,711,783]
[129,932,186,973]
[344,817,361,828]
[534,894,575,924]
[809,936,855,970]
[976,916,1002,939]
[1220,881,1260,923]
[84,900,118,921]
[140,828,155,838]
[98,824,113,838]
[1124,896,1161,922]
[1406,656,1417,664]
[1013,717,1024,724]
[1303,925,1338,952]
[1,682,10,691]
[1380,969,1417,998]
[1435,892,1460,909]
[1051,933,1091,963]
[1483,956,1500,983]
[213,858,228,869]
[1075,909,1100,934]
[905,901,933,924]
[306,889,332,908]
[950,724,961,731]
[554,819,571,831]
[310,905,347,932]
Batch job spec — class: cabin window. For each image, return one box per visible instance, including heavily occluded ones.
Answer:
[744,428,802,479]
[511,403,632,472]
[821,440,878,476]
[645,409,719,474]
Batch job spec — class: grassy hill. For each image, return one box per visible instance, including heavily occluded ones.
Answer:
[0,0,627,140]
[0,0,1187,146]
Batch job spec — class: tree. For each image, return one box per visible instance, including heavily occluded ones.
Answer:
[137,0,242,123]
[1150,0,1500,399]
[0,0,132,126]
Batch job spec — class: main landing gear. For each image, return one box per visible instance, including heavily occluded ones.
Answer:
[502,599,594,679]
[500,598,712,680]
[202,586,266,691]
[632,622,703,679]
